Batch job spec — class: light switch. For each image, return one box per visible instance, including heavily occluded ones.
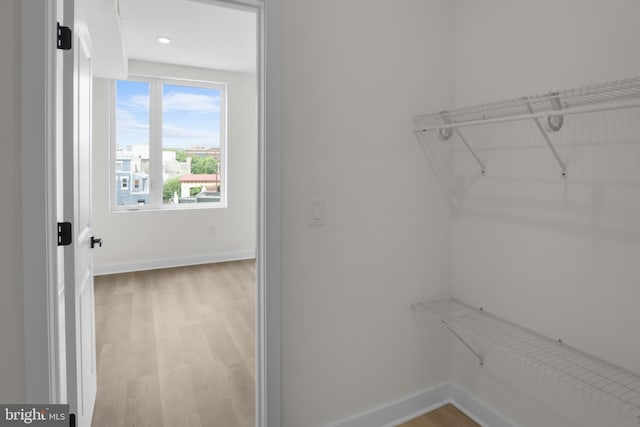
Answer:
[310,199,324,227]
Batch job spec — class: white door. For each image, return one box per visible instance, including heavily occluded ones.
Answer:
[63,10,98,427]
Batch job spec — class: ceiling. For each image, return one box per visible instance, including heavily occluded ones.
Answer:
[117,0,257,74]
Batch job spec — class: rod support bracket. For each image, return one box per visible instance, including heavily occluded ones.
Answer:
[438,128,453,140]
[546,92,564,132]
[437,111,454,140]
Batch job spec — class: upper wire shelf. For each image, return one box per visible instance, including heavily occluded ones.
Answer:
[412,298,640,424]
[417,77,640,126]
[414,77,640,177]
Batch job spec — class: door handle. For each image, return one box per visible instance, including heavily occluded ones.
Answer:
[91,236,103,249]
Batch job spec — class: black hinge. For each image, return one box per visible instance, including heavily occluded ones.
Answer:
[58,222,72,246]
[57,22,72,50]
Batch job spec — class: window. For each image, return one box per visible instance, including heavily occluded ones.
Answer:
[112,77,226,209]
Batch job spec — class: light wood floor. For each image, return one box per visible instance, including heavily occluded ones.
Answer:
[397,404,480,427]
[92,260,255,427]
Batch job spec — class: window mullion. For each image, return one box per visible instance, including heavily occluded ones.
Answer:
[149,80,164,207]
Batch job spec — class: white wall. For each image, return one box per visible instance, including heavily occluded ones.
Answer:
[281,1,454,426]
[92,61,257,274]
[0,0,25,403]
[8,1,638,423]
[451,1,640,426]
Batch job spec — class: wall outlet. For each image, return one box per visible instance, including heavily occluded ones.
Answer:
[309,199,325,227]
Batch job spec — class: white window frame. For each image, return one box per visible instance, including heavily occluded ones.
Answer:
[120,176,129,190]
[109,76,227,211]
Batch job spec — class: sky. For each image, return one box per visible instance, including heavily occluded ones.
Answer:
[116,80,221,150]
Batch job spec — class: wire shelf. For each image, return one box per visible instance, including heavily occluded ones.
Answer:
[415,76,640,128]
[412,298,640,424]
[413,76,640,177]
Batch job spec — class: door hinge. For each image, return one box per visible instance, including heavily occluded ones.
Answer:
[57,222,72,246]
[57,22,72,50]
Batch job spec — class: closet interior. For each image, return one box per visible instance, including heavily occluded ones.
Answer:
[413,76,640,425]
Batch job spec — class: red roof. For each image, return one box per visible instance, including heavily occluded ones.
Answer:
[179,174,220,183]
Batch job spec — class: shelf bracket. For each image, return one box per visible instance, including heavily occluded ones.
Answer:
[454,128,486,176]
[523,98,567,177]
[437,112,486,176]
[442,321,484,367]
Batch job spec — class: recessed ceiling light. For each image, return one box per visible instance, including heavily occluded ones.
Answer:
[157,36,172,44]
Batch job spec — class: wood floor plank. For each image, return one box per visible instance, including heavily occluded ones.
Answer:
[157,366,203,427]
[92,260,256,427]
[225,365,255,426]
[218,307,255,377]
[124,374,163,427]
[129,279,157,377]
[202,309,246,369]
[96,292,133,346]
[92,343,127,427]
[397,404,480,427]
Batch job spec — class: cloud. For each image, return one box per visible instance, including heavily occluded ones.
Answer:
[163,92,220,113]
[117,87,220,114]
[127,94,150,110]
[115,86,221,148]
[116,94,149,112]
[116,110,149,132]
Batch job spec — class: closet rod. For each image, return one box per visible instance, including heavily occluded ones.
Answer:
[416,98,640,133]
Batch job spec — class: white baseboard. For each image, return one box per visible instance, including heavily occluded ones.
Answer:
[449,383,519,427]
[325,383,516,427]
[93,250,256,276]
[323,384,451,427]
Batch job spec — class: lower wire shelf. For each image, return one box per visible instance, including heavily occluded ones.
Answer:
[412,298,640,423]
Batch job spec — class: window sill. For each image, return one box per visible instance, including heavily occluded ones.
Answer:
[110,203,227,213]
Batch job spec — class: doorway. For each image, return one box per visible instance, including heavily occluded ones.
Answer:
[90,0,259,425]
[21,0,278,425]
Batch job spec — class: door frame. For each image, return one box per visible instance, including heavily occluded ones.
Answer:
[21,0,60,404]
[20,0,282,425]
